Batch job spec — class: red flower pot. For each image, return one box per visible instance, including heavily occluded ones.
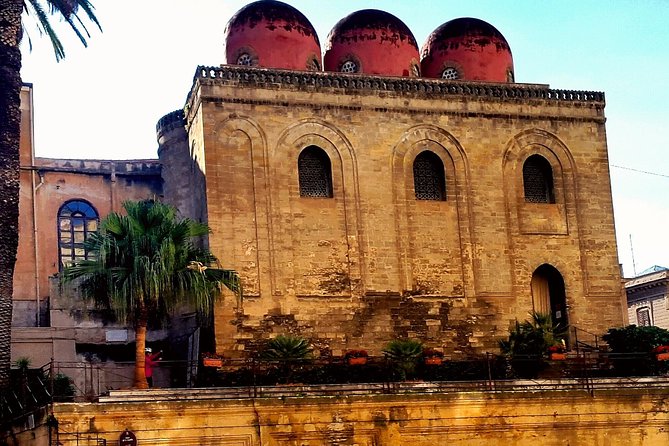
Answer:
[203,358,223,367]
[424,356,443,365]
[550,353,566,361]
[348,357,368,365]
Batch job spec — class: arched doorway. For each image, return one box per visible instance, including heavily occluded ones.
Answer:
[530,264,568,329]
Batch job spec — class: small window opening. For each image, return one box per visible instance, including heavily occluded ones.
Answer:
[237,53,253,66]
[637,307,651,326]
[442,67,459,80]
[298,146,333,198]
[341,60,358,73]
[523,154,555,203]
[413,151,446,201]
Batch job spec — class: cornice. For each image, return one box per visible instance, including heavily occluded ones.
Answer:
[192,65,605,104]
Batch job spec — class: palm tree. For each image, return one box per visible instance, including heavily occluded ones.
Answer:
[384,338,424,381]
[62,200,241,389]
[0,0,101,391]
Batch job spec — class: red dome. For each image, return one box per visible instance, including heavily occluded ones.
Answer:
[421,18,514,83]
[324,9,420,77]
[224,0,322,71]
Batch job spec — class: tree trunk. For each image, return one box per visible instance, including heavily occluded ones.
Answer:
[0,0,24,391]
[134,319,148,389]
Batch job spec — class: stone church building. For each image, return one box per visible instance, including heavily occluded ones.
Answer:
[12,1,625,367]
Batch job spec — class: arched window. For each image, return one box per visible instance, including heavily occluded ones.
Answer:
[413,151,446,201]
[523,155,555,203]
[58,200,99,269]
[298,146,333,198]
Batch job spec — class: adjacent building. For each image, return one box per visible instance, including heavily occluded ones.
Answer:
[625,266,669,329]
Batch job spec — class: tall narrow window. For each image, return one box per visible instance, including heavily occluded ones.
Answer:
[298,146,333,198]
[413,151,446,201]
[523,155,555,203]
[636,307,651,326]
[58,200,98,269]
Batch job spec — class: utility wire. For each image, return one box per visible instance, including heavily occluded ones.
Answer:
[610,164,669,178]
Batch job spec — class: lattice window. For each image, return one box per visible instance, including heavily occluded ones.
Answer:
[523,155,555,203]
[413,151,446,201]
[442,67,459,80]
[637,307,651,326]
[298,146,333,198]
[58,200,98,269]
[237,53,253,66]
[341,60,358,73]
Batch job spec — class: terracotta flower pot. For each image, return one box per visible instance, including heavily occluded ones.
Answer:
[348,357,367,365]
[424,356,443,365]
[550,353,566,361]
[656,352,669,361]
[203,358,223,367]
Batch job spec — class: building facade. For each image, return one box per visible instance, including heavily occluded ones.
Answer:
[625,266,669,329]
[12,1,625,367]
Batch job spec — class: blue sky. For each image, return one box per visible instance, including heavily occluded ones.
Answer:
[19,1,669,277]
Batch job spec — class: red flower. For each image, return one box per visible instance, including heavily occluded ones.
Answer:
[423,348,444,358]
[344,349,368,358]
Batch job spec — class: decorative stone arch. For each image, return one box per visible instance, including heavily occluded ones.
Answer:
[274,119,364,297]
[214,116,270,297]
[391,124,473,297]
[502,129,578,236]
[275,119,360,201]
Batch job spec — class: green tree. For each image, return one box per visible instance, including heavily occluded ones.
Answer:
[0,0,100,391]
[63,200,241,389]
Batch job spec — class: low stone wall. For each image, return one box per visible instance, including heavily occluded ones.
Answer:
[47,383,669,445]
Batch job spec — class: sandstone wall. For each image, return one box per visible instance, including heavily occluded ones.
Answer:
[186,67,624,357]
[48,388,669,445]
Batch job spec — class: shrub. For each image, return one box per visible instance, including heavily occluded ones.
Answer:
[602,325,669,376]
[603,325,669,353]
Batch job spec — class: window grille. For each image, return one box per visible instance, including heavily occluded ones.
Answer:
[637,307,651,326]
[58,200,99,269]
[442,67,459,80]
[413,151,446,201]
[341,60,357,73]
[237,53,253,66]
[298,146,333,198]
[523,155,555,203]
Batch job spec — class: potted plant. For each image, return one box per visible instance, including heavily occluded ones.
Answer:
[547,344,566,361]
[653,345,669,361]
[344,349,369,365]
[422,348,444,365]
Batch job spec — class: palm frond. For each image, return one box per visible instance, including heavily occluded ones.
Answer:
[22,0,101,61]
